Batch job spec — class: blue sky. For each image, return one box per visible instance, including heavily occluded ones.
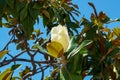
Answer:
[0,0,120,80]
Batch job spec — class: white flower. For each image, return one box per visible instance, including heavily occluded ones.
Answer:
[47,25,70,58]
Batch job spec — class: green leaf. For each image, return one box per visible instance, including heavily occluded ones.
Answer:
[22,15,34,38]
[0,50,10,59]
[32,44,50,56]
[85,26,98,40]
[16,0,26,12]
[2,23,13,28]
[11,77,20,80]
[60,67,82,80]
[67,53,83,74]
[68,40,92,58]
[5,0,14,9]
[66,22,79,28]
[11,64,21,71]
[66,36,77,53]
[20,3,28,21]
[60,67,72,80]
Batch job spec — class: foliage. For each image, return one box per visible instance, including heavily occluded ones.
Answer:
[0,0,120,80]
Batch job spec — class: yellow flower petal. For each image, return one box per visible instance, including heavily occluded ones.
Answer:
[0,50,10,59]
[47,41,64,58]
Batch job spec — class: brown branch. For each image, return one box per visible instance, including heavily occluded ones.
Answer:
[0,58,54,67]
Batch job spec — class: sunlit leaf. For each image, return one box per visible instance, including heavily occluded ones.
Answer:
[113,27,120,37]
[0,68,12,80]
[68,40,92,58]
[100,28,110,32]
[108,32,115,41]
[2,23,13,28]
[0,50,9,59]
[112,39,120,46]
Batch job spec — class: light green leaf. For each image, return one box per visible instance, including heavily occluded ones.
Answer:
[60,67,72,80]
[66,36,77,53]
[32,44,50,56]
[68,40,92,58]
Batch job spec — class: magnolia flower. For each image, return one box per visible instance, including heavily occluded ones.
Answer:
[47,25,70,58]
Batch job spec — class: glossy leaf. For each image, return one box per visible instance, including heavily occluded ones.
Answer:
[0,68,12,80]
[68,40,92,58]
[11,64,21,71]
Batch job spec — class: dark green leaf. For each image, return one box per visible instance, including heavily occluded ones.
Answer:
[22,16,34,38]
[60,67,72,80]
[16,0,26,12]
[60,67,82,80]
[29,3,39,21]
[5,0,14,9]
[66,22,79,28]
[85,26,98,40]
[11,64,21,71]
[43,16,49,26]
[20,4,28,21]
[33,2,43,9]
